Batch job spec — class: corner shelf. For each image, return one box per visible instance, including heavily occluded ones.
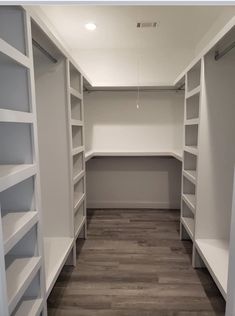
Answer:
[0,164,36,193]
[13,297,43,316]
[6,256,41,314]
[43,237,74,298]
[195,239,228,299]
[2,211,38,255]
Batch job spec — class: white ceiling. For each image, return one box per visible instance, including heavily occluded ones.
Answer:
[36,6,232,86]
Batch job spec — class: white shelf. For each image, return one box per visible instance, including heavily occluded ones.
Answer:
[183,170,196,184]
[43,237,74,298]
[0,38,30,69]
[0,164,36,193]
[70,119,83,126]
[74,192,85,211]
[181,217,194,239]
[75,216,86,239]
[14,297,43,316]
[72,146,84,156]
[182,193,196,213]
[184,146,198,156]
[185,118,199,125]
[70,87,82,100]
[0,109,34,123]
[85,150,183,162]
[186,85,201,99]
[195,239,229,299]
[6,256,41,314]
[2,211,38,255]
[73,170,85,184]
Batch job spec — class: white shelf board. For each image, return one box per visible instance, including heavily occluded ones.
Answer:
[185,118,199,126]
[75,216,86,239]
[14,297,43,316]
[43,237,74,298]
[85,150,183,162]
[69,87,82,100]
[70,119,83,126]
[195,239,229,299]
[6,256,41,314]
[183,170,196,184]
[0,164,36,193]
[182,193,196,213]
[0,109,34,123]
[72,146,84,156]
[186,85,200,99]
[0,38,30,69]
[184,146,198,156]
[2,211,38,255]
[73,170,85,184]
[181,217,194,239]
[74,192,85,211]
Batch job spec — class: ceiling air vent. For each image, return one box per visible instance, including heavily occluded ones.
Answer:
[137,22,158,28]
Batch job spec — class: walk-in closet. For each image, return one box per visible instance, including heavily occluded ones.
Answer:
[0,4,235,316]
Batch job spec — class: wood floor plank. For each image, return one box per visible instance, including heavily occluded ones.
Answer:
[48,209,225,315]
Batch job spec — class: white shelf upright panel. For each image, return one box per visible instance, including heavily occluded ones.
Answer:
[180,60,201,251]
[66,60,87,265]
[0,6,46,316]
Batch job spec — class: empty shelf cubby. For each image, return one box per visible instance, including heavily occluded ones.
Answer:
[185,124,198,148]
[71,94,82,121]
[187,61,201,92]
[69,62,82,93]
[12,271,43,316]
[74,201,85,237]
[74,177,85,209]
[0,6,27,55]
[183,176,195,196]
[184,151,197,172]
[0,123,33,164]
[72,125,83,149]
[186,94,200,120]
[73,152,84,178]
[0,53,30,112]
[182,199,194,218]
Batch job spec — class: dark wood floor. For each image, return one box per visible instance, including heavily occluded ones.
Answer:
[48,209,225,316]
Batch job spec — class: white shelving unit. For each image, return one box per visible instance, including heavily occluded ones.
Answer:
[32,19,74,300]
[66,60,87,264]
[180,60,201,245]
[194,26,235,301]
[0,6,46,315]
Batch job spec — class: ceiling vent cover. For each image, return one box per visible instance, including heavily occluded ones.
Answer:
[137,22,158,28]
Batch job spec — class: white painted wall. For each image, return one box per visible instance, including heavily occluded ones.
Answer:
[84,90,184,152]
[84,90,183,209]
[86,156,182,209]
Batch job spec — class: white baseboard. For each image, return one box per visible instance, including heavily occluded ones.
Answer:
[87,200,180,209]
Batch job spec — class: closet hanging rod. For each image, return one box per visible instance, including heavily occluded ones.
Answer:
[32,39,58,64]
[215,40,235,61]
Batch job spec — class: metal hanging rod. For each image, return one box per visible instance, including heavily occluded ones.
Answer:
[215,40,235,61]
[32,39,58,64]
[84,87,185,93]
